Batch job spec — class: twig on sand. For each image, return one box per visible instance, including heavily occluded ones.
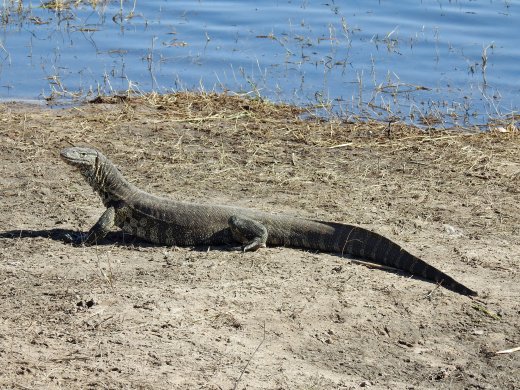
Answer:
[472,303,501,320]
[233,321,266,390]
[328,142,353,149]
[496,346,520,355]
[425,282,442,298]
[349,258,399,272]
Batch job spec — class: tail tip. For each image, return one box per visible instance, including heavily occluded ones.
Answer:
[452,283,478,297]
[467,289,478,297]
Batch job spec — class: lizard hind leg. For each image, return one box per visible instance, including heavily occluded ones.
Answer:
[228,215,268,252]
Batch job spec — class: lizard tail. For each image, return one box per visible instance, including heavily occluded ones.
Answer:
[317,221,477,296]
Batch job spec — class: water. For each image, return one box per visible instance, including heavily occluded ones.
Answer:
[0,0,518,126]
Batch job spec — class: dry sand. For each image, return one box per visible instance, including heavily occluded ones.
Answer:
[0,93,519,389]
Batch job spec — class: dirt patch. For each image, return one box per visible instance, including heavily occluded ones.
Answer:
[1,93,519,389]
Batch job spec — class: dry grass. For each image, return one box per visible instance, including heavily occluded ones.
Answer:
[2,91,518,206]
[86,91,519,143]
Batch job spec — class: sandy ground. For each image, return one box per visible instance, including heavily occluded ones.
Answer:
[0,93,519,389]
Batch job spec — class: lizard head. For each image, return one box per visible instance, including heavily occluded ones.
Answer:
[61,146,127,205]
[60,147,100,170]
[60,147,108,188]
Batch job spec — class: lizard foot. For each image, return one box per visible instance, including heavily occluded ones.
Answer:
[228,215,268,252]
[64,231,89,246]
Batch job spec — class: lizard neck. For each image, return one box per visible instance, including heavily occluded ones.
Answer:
[84,155,138,206]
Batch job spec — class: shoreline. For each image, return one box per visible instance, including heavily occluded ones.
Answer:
[1,92,518,389]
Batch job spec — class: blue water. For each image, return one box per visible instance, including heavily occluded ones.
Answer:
[0,0,518,125]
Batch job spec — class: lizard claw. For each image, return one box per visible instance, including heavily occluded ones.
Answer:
[64,231,88,246]
[242,241,267,252]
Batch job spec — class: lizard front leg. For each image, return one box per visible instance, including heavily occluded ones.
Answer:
[84,206,116,245]
[228,215,268,252]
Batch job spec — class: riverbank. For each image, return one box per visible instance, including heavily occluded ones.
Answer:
[1,93,518,389]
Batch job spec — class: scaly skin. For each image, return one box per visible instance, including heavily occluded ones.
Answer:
[61,146,477,296]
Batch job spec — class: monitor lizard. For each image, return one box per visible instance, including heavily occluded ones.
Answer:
[60,146,477,296]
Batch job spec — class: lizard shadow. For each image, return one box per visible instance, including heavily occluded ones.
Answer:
[0,228,151,247]
[0,229,238,251]
[0,228,406,273]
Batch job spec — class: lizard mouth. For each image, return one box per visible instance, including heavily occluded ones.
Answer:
[60,149,80,167]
